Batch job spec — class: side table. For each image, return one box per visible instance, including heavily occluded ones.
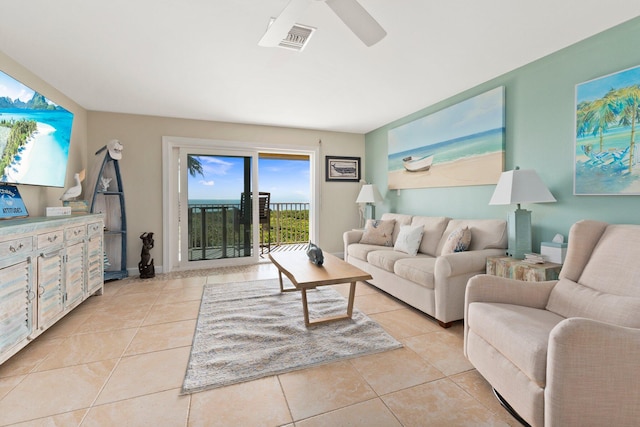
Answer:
[486,255,562,282]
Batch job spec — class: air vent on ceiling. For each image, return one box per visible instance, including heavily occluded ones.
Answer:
[266,19,316,51]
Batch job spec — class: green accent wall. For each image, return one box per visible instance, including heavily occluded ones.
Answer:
[365,17,640,249]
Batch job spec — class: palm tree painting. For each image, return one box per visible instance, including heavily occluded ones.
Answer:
[575,65,640,194]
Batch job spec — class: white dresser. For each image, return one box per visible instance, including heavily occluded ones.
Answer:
[0,214,104,364]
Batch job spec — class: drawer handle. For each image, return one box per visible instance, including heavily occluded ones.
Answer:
[27,290,36,302]
[40,252,58,259]
[47,235,59,243]
[10,243,24,252]
[74,229,82,236]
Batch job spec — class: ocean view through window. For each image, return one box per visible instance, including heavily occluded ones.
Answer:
[187,155,310,261]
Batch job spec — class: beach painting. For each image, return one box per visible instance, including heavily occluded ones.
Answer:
[388,86,505,189]
[575,65,640,195]
[0,70,74,188]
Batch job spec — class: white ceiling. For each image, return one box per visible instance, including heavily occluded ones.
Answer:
[1,1,639,134]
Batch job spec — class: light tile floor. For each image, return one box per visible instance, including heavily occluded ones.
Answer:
[0,263,520,426]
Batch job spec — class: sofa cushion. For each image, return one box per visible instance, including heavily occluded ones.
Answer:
[394,225,424,256]
[436,219,507,255]
[468,302,565,387]
[347,243,385,262]
[360,219,395,246]
[394,256,437,289]
[410,216,449,256]
[546,278,640,328]
[381,213,413,244]
[441,226,471,254]
[367,249,413,273]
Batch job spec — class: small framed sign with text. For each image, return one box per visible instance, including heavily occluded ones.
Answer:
[0,184,29,219]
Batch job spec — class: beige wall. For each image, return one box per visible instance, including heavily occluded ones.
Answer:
[0,51,88,213]
[1,49,366,274]
[87,112,365,272]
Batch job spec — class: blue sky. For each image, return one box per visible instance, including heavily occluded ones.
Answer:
[1,70,61,107]
[187,155,310,203]
[388,86,505,155]
[576,64,640,103]
[0,70,34,102]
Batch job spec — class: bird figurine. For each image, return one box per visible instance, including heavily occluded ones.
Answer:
[60,172,83,201]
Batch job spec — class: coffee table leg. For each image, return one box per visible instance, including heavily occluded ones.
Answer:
[302,283,358,327]
[347,281,356,317]
[277,270,284,292]
[301,288,310,327]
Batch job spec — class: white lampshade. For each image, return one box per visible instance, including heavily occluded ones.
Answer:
[356,184,383,204]
[489,168,556,206]
[489,168,555,259]
[356,184,383,221]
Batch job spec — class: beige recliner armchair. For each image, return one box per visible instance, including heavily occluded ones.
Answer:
[464,220,640,427]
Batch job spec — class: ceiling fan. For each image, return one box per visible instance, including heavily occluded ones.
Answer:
[259,0,387,47]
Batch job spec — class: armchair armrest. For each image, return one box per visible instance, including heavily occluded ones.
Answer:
[463,275,558,352]
[546,318,640,426]
[465,274,557,309]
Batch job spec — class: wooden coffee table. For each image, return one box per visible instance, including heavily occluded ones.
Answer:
[268,251,372,327]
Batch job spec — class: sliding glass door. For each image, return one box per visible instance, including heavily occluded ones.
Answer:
[177,148,260,269]
[162,136,319,273]
[186,153,253,261]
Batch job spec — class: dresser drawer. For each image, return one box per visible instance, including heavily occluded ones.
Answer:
[0,237,33,258]
[37,230,64,249]
[87,222,103,235]
[65,225,86,240]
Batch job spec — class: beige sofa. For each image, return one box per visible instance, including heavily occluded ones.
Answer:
[464,220,640,427]
[344,213,507,327]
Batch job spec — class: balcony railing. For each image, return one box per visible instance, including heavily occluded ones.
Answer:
[187,202,309,261]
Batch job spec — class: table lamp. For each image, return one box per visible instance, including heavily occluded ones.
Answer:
[489,167,556,259]
[356,184,383,221]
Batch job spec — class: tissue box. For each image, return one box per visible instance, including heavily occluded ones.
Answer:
[45,206,71,216]
[540,241,567,264]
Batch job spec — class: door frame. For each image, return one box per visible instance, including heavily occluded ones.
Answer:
[162,136,319,273]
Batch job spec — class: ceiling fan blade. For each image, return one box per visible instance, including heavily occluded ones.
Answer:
[325,0,386,46]
[258,0,311,47]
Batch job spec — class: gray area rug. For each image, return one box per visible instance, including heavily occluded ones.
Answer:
[181,278,402,394]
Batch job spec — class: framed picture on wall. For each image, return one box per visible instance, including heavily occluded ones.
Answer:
[575,64,640,195]
[325,156,360,182]
[387,86,505,189]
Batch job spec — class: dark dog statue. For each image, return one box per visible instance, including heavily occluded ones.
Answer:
[139,232,155,279]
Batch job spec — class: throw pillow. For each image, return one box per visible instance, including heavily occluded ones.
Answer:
[394,225,424,256]
[441,226,471,254]
[360,219,395,246]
